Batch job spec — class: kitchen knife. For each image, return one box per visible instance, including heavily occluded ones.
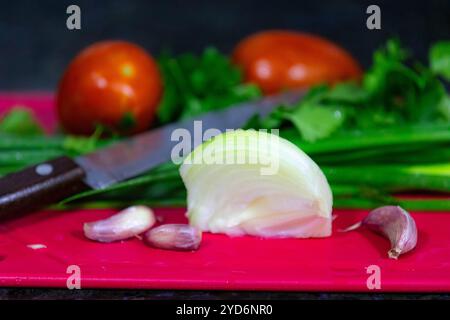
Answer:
[0,90,304,220]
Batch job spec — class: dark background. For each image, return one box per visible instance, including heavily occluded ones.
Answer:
[0,0,449,90]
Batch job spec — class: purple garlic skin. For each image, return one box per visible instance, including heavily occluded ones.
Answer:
[145,224,202,251]
[363,206,417,259]
[84,206,156,243]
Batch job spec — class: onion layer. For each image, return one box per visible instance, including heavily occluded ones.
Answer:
[180,129,333,238]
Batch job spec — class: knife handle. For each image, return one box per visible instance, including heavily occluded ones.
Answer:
[0,156,88,221]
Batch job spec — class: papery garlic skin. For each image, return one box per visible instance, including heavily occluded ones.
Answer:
[84,206,156,243]
[180,130,333,238]
[145,224,202,251]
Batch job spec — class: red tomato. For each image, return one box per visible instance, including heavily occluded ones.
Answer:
[57,41,162,135]
[232,31,362,94]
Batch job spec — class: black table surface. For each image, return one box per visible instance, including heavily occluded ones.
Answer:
[1,288,449,300]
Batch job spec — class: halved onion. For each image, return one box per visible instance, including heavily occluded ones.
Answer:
[179,129,333,238]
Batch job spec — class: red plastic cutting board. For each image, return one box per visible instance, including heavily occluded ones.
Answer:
[0,93,449,292]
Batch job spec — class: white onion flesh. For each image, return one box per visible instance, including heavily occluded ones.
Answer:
[180,129,333,238]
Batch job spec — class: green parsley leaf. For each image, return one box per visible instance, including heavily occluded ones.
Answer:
[286,105,346,142]
[430,41,450,81]
[0,107,44,135]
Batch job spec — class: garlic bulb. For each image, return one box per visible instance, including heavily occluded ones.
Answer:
[180,129,333,238]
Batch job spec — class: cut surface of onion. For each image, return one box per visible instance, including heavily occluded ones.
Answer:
[180,129,333,238]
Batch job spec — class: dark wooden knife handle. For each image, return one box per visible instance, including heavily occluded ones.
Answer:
[0,157,88,221]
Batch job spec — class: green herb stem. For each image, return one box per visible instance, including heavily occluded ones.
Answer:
[334,197,450,211]
[0,134,65,150]
[61,169,181,204]
[0,150,64,165]
[323,163,450,192]
[290,124,450,155]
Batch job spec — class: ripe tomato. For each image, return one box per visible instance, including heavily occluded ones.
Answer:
[232,31,362,94]
[57,41,162,135]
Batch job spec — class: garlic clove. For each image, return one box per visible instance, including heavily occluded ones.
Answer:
[144,224,202,251]
[84,206,156,243]
[363,206,418,259]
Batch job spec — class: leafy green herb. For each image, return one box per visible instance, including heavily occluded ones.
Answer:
[62,127,111,156]
[0,107,44,135]
[438,95,450,121]
[286,105,346,142]
[430,41,450,81]
[157,47,261,124]
[251,39,450,142]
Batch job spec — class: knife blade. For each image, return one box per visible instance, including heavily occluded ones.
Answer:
[0,90,304,219]
[75,90,304,190]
